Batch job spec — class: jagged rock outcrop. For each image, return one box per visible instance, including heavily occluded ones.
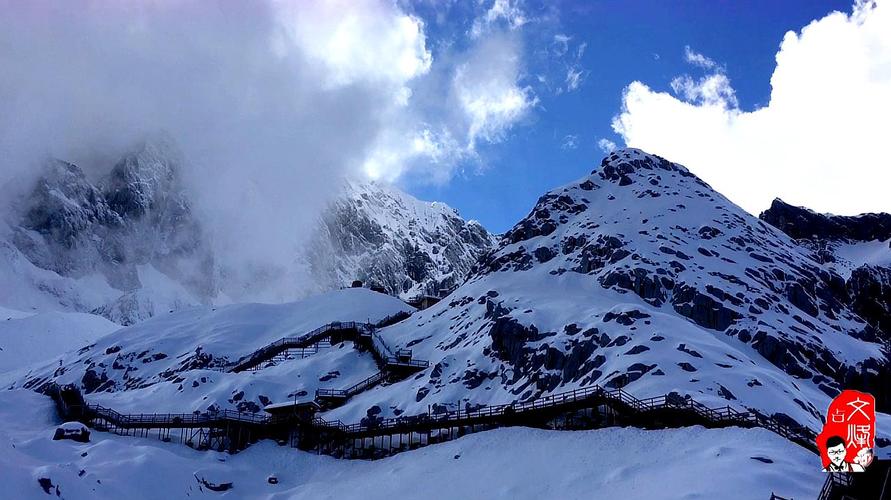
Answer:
[7,139,215,324]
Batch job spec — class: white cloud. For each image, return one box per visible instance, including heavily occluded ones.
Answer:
[363,126,464,184]
[565,68,584,92]
[471,0,528,37]
[555,40,587,94]
[612,0,891,216]
[274,0,432,89]
[553,34,571,56]
[598,138,618,154]
[684,45,718,70]
[669,73,738,107]
[561,134,579,150]
[452,35,538,148]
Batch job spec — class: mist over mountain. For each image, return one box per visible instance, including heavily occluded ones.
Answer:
[0,139,494,325]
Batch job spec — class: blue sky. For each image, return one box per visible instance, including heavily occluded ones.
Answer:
[404,0,856,233]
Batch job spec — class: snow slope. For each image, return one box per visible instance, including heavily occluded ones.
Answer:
[0,305,35,320]
[0,389,824,500]
[5,288,413,415]
[0,312,119,374]
[830,238,891,277]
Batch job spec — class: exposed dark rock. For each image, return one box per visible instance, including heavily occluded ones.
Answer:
[760,198,891,241]
[847,265,891,339]
[677,362,697,372]
[671,283,742,331]
[600,267,669,306]
[676,344,703,358]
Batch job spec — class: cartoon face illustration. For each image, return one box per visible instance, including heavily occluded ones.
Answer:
[825,436,847,468]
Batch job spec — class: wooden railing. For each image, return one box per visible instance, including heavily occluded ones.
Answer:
[309,385,817,453]
[225,316,425,374]
[316,370,389,401]
[228,321,372,373]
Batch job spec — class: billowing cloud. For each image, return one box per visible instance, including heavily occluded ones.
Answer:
[274,0,432,88]
[452,35,538,148]
[612,0,891,216]
[0,0,438,300]
[359,1,542,184]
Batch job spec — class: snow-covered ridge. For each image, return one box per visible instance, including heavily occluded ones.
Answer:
[0,311,119,373]
[308,178,496,299]
[760,197,891,344]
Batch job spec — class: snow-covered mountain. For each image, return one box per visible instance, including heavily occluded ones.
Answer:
[13,149,889,455]
[308,179,496,300]
[327,149,891,435]
[5,288,414,414]
[5,148,889,500]
[1,138,214,324]
[0,141,493,325]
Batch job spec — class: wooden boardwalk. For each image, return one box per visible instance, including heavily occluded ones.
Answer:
[41,313,819,460]
[44,379,818,459]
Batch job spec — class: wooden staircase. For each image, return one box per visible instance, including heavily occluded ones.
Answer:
[223,317,428,409]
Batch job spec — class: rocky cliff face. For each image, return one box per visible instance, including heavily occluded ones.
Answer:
[308,180,496,300]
